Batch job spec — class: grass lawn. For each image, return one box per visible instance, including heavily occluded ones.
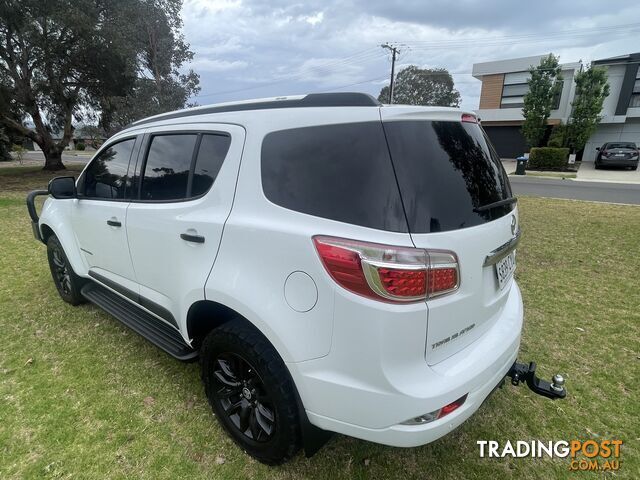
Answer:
[1,167,638,479]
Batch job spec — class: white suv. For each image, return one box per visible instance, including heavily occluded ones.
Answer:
[27,93,564,465]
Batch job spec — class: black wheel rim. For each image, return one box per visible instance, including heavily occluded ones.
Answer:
[51,246,72,295]
[212,353,276,442]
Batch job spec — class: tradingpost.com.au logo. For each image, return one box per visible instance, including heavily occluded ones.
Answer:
[477,440,623,472]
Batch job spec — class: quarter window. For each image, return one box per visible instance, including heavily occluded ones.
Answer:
[191,134,232,197]
[82,138,136,199]
[261,122,408,232]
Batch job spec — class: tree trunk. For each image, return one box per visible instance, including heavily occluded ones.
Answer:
[42,147,66,171]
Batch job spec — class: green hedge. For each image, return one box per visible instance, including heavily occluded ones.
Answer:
[527,147,570,170]
[76,142,85,151]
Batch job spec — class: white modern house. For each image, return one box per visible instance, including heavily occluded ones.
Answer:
[472,52,640,160]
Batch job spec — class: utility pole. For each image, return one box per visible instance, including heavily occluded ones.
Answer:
[381,43,399,104]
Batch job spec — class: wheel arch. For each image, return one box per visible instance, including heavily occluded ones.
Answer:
[40,223,55,243]
[188,299,333,457]
[39,221,87,278]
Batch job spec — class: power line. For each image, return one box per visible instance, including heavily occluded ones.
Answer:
[193,48,387,98]
[192,21,639,100]
[400,22,640,46]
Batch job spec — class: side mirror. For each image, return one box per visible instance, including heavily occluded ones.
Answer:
[596,147,600,151]
[48,176,76,199]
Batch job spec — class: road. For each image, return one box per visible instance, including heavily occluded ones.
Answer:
[510,176,640,205]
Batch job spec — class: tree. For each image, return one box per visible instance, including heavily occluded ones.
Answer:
[565,65,609,152]
[521,54,563,148]
[378,66,460,107]
[0,0,139,170]
[77,125,106,149]
[0,125,10,161]
[0,0,198,170]
[99,0,200,132]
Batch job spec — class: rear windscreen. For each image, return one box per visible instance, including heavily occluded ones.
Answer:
[383,120,513,233]
[261,122,408,232]
[607,143,636,149]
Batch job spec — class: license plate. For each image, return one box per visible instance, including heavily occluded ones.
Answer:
[615,153,625,157]
[495,250,516,289]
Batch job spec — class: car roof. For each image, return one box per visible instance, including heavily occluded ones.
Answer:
[119,92,471,133]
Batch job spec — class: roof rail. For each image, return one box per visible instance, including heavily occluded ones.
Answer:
[129,92,381,128]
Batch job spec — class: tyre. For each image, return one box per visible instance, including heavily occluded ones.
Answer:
[46,235,85,305]
[594,161,601,169]
[200,319,301,465]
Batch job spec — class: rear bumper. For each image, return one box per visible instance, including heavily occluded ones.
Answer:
[291,281,523,447]
[598,158,638,167]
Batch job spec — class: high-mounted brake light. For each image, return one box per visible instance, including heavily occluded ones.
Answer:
[313,236,459,303]
[461,113,478,124]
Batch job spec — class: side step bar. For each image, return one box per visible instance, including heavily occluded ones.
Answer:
[81,282,198,361]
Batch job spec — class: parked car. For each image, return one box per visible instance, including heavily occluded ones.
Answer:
[27,93,565,465]
[595,142,639,170]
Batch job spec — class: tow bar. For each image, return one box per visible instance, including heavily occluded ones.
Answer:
[506,361,566,399]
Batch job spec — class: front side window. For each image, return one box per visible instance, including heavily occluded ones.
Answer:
[140,134,198,201]
[82,138,136,199]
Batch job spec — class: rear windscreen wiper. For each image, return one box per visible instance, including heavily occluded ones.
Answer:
[473,197,518,213]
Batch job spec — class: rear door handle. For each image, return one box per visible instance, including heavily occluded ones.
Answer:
[180,233,205,243]
[107,218,122,227]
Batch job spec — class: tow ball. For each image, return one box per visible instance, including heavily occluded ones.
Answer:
[506,361,566,399]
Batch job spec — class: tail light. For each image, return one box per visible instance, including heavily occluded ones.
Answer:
[313,236,459,303]
[602,150,610,157]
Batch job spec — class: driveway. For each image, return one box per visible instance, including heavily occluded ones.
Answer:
[575,161,640,184]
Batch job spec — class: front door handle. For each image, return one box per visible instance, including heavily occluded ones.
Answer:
[107,218,122,227]
[180,232,205,243]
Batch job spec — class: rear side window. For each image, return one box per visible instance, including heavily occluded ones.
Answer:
[261,122,408,232]
[139,133,231,201]
[83,138,135,199]
[383,120,513,233]
[140,134,198,201]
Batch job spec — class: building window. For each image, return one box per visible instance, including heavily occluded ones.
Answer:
[500,72,528,109]
[630,72,640,108]
[500,71,562,109]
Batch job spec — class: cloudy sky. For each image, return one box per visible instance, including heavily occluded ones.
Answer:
[181,0,640,110]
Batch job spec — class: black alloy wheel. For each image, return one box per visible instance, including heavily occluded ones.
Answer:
[212,352,276,442]
[200,319,301,464]
[46,235,85,305]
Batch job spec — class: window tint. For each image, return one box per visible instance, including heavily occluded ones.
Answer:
[140,134,198,201]
[607,142,636,149]
[383,120,513,233]
[191,134,231,197]
[261,122,408,232]
[83,138,135,199]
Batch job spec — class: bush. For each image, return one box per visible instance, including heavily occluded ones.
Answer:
[76,142,85,151]
[527,147,570,170]
[547,124,567,148]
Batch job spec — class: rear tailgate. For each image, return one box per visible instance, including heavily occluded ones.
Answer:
[381,106,519,364]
